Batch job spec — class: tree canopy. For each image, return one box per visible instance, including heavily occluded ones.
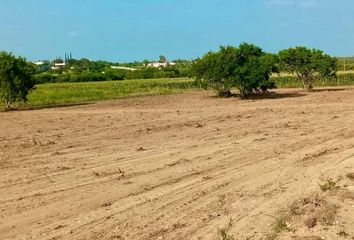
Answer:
[159,55,167,63]
[192,43,277,97]
[0,52,35,109]
[278,47,337,90]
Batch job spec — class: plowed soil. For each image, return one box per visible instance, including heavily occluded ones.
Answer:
[1,88,353,240]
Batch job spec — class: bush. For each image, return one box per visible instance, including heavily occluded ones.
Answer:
[278,47,337,90]
[191,43,277,97]
[33,73,58,84]
[34,72,125,84]
[33,68,188,84]
[0,52,35,109]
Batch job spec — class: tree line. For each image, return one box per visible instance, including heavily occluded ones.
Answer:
[33,57,191,84]
[0,44,339,108]
[191,43,337,97]
[34,66,190,84]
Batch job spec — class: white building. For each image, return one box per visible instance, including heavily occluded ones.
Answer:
[34,61,44,66]
[147,62,175,68]
[111,66,137,71]
[54,62,66,67]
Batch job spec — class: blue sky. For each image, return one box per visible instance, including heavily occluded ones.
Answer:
[0,0,353,62]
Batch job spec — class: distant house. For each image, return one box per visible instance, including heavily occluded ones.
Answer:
[51,62,66,70]
[111,66,137,71]
[50,53,71,70]
[147,62,168,68]
[34,61,44,66]
[54,62,66,67]
[33,60,50,72]
[146,61,176,68]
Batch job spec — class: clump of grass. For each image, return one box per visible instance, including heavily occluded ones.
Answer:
[266,194,339,239]
[319,178,338,192]
[337,230,350,237]
[345,173,354,181]
[217,229,235,240]
[216,218,234,240]
[266,217,291,240]
[273,218,290,233]
[289,194,338,226]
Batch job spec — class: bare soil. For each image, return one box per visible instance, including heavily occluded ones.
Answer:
[1,88,353,240]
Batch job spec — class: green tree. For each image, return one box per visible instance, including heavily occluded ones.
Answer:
[142,59,150,66]
[278,47,337,90]
[191,43,277,97]
[0,52,35,109]
[159,55,167,63]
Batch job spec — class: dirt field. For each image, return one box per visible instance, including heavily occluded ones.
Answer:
[1,88,354,240]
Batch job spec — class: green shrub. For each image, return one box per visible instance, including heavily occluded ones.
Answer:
[0,52,35,109]
[191,43,278,97]
[278,47,337,90]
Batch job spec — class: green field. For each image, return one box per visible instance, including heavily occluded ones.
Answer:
[272,72,354,88]
[27,78,196,107]
[337,57,354,71]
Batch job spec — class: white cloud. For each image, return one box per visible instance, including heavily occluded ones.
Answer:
[67,30,79,38]
[266,0,321,9]
[273,23,288,29]
[298,0,320,8]
[266,0,295,7]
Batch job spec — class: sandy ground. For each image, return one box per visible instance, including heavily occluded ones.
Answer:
[0,88,353,240]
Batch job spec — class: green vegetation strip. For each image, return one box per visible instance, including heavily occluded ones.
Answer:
[5,74,354,109]
[273,73,354,88]
[27,78,196,106]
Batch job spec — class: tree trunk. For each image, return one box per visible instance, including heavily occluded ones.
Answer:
[297,73,307,90]
[306,84,314,91]
[300,79,306,89]
[218,89,231,97]
[304,77,314,91]
[4,99,11,110]
[299,73,314,92]
[239,88,245,99]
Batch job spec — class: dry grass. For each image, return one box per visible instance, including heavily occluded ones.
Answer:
[266,218,291,240]
[288,195,338,226]
[318,178,338,192]
[216,218,235,240]
[337,230,350,238]
[345,173,354,181]
[267,194,338,239]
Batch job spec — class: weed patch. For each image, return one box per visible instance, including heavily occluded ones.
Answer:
[216,218,234,240]
[319,178,338,192]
